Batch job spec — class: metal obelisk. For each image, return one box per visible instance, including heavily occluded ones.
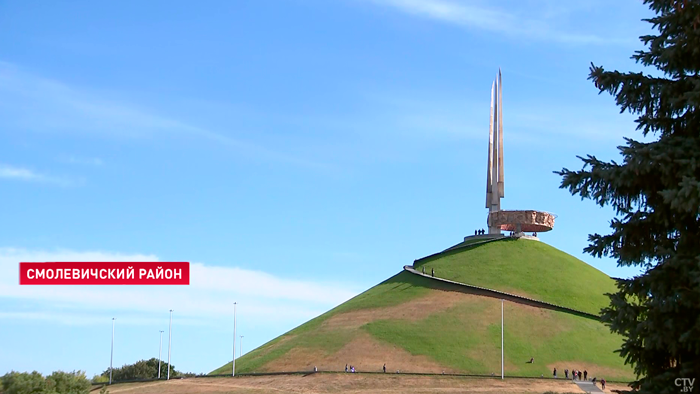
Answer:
[486,70,504,234]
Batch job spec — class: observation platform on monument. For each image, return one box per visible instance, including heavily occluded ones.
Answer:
[489,210,556,233]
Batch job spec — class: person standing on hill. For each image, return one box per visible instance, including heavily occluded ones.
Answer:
[583,370,587,381]
[564,369,569,379]
[553,368,557,378]
[431,268,434,277]
[345,364,348,372]
[383,364,386,373]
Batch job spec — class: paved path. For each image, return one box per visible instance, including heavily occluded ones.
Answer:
[574,380,604,393]
[403,265,601,320]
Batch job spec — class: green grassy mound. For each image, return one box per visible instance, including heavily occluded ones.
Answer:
[414,238,616,315]
[211,239,632,380]
[211,271,432,374]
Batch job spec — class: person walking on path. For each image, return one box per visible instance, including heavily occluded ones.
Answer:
[553,368,557,378]
[345,364,348,372]
[583,370,587,381]
[383,364,386,373]
[422,267,425,274]
[601,378,606,389]
[564,369,568,379]
[578,370,582,380]
[431,268,434,277]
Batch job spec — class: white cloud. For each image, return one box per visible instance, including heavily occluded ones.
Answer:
[336,89,637,144]
[0,311,201,327]
[64,156,104,166]
[0,62,327,170]
[0,248,358,326]
[0,164,79,186]
[364,0,632,44]
[0,165,39,180]
[506,101,640,142]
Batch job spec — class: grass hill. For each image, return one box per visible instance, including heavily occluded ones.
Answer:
[415,238,616,315]
[211,237,633,380]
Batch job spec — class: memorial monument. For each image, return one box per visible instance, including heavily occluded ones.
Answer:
[484,70,555,237]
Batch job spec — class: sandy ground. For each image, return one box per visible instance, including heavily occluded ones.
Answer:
[254,291,630,380]
[320,290,467,330]
[265,332,453,373]
[101,374,612,394]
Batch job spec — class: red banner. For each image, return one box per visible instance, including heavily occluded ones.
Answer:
[19,262,190,285]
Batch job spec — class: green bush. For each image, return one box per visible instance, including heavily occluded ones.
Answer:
[98,358,197,382]
[101,358,175,381]
[90,375,108,384]
[1,370,90,394]
[46,371,91,394]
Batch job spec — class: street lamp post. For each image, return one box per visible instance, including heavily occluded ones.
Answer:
[167,310,173,380]
[232,302,236,377]
[240,335,244,358]
[158,330,164,379]
[110,318,115,385]
[501,299,504,380]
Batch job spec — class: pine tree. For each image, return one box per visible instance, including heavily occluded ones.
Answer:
[556,1,700,392]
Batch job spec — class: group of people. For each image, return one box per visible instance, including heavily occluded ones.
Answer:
[563,368,586,381]
[553,368,605,389]
[474,229,486,235]
[344,363,389,373]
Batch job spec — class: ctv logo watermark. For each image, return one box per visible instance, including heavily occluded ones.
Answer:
[676,378,695,393]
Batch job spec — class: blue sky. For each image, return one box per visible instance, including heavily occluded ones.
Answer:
[0,0,655,377]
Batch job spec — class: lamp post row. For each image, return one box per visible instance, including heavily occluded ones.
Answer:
[111,302,496,379]
[110,305,243,384]
[108,310,175,384]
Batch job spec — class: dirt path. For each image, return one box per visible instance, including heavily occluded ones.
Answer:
[104,374,589,394]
